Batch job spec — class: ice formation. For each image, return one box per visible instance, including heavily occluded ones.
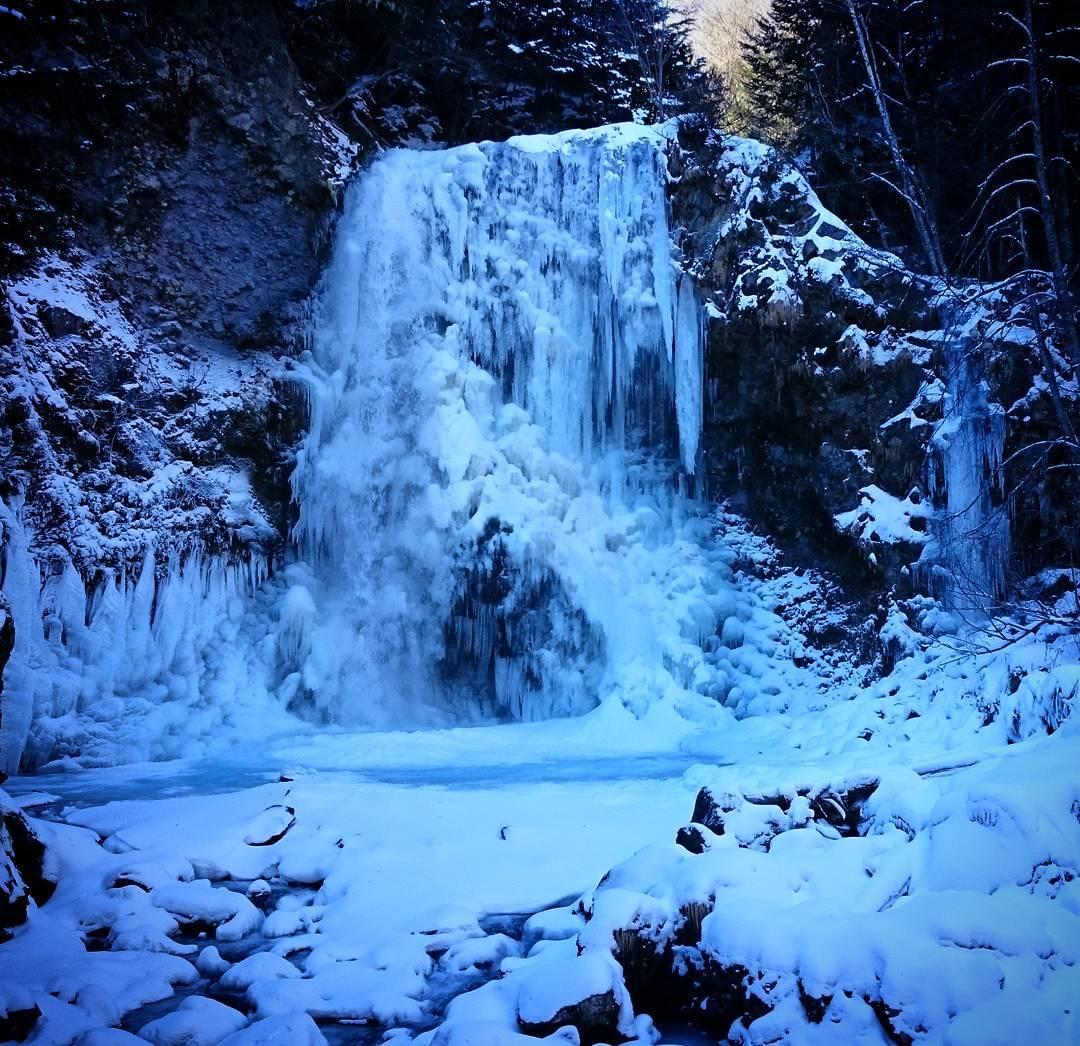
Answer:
[0,500,279,774]
[287,123,712,726]
[926,296,1011,609]
[0,125,721,768]
[0,122,1027,772]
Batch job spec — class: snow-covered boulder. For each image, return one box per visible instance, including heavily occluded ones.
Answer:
[149,879,262,942]
[138,995,248,1046]
[0,982,40,1043]
[0,789,55,941]
[515,952,630,1042]
[217,1013,327,1046]
[218,951,303,992]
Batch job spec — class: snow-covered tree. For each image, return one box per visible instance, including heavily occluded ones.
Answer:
[286,0,710,145]
[741,0,1078,285]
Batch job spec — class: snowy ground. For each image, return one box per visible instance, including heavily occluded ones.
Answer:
[1,714,697,1044]
[3,634,1078,1045]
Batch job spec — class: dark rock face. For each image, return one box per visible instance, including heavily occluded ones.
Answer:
[799,982,833,1024]
[0,842,28,942]
[690,786,735,835]
[613,920,770,1042]
[671,127,1079,623]
[671,129,932,599]
[0,595,12,738]
[688,959,772,1039]
[675,824,711,853]
[0,1003,40,1044]
[868,997,916,1046]
[809,784,879,836]
[0,0,351,574]
[0,793,54,943]
[518,989,620,1045]
[1,1,340,303]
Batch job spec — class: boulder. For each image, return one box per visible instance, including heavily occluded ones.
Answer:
[689,787,738,835]
[516,954,624,1045]
[0,791,55,941]
[675,824,711,854]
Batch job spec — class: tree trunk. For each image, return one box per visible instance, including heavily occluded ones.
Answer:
[844,0,946,277]
[1022,0,1080,370]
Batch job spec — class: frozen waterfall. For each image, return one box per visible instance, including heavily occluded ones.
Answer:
[926,301,1011,610]
[285,123,712,726]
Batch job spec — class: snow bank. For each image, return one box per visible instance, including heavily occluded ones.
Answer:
[415,725,1080,1043]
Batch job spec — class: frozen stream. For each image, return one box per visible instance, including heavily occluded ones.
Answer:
[4,683,1080,1044]
[8,752,716,807]
[6,738,717,1040]
[3,718,720,1043]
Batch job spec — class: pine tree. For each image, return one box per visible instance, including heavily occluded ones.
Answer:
[461,0,707,134]
[742,0,819,150]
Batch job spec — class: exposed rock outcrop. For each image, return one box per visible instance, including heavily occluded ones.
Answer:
[673,126,1077,619]
[1,0,355,576]
[0,790,54,943]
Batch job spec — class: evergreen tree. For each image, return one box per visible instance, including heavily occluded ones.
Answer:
[285,0,711,146]
[460,0,708,134]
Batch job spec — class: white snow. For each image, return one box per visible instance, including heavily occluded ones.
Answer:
[3,624,1078,1042]
[835,485,931,550]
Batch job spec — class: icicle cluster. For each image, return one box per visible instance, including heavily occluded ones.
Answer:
[0,501,274,772]
[926,309,1011,609]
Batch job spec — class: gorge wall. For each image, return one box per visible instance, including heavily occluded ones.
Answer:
[1,1,1075,771]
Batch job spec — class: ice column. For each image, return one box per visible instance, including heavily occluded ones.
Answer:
[928,323,1010,608]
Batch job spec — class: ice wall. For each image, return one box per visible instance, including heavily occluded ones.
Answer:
[288,123,713,725]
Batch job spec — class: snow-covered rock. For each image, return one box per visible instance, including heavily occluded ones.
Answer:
[150,880,262,942]
[217,1013,327,1046]
[138,995,248,1046]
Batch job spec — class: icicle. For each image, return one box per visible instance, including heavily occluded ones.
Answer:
[674,273,704,475]
[276,584,316,675]
[928,307,1011,609]
[0,496,279,770]
[0,503,42,773]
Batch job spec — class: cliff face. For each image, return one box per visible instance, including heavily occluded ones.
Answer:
[673,128,1077,634]
[1,0,354,575]
[0,0,360,765]
[674,133,931,585]
[2,1,1066,609]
